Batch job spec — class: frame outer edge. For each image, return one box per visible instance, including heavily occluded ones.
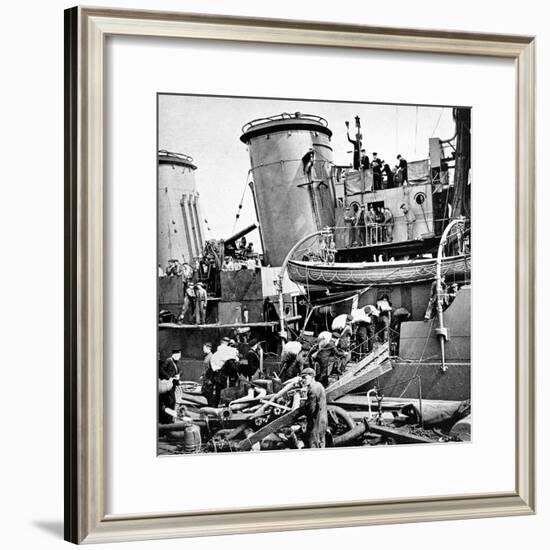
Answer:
[515,38,536,512]
[64,5,80,544]
[84,6,107,543]
[66,7,537,544]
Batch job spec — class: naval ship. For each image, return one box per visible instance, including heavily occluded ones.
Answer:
[158,106,471,451]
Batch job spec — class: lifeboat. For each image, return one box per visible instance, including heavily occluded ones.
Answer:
[287,253,470,289]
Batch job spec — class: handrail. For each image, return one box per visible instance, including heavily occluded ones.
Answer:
[241,112,329,134]
[158,149,194,165]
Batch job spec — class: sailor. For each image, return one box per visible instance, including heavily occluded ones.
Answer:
[376,294,393,343]
[350,308,370,358]
[194,282,208,325]
[334,328,352,375]
[200,343,216,406]
[308,338,331,388]
[309,328,346,387]
[375,207,385,243]
[366,205,376,245]
[262,297,280,352]
[447,283,459,307]
[235,236,247,260]
[400,203,416,240]
[202,342,213,365]
[301,147,315,183]
[357,205,367,246]
[351,204,361,246]
[179,282,196,323]
[372,153,383,190]
[396,154,408,183]
[383,206,395,242]
[181,261,194,285]
[208,338,240,403]
[280,348,307,382]
[382,163,393,189]
[345,120,361,170]
[279,340,301,381]
[218,336,231,348]
[343,207,356,248]
[301,367,328,448]
[240,338,261,380]
[360,149,370,169]
[159,349,181,380]
[158,375,178,425]
[165,259,180,277]
[363,305,380,352]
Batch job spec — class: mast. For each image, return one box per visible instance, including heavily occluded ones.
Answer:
[450,107,471,218]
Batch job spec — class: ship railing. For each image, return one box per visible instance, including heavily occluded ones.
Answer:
[158,149,194,165]
[329,216,469,250]
[241,112,329,134]
[287,217,468,265]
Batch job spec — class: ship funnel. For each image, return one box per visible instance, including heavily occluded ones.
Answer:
[240,112,336,266]
[158,150,205,267]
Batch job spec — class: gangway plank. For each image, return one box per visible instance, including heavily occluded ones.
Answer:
[326,343,391,401]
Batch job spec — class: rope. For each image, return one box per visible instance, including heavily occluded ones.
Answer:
[397,318,434,398]
[395,105,399,153]
[231,169,252,234]
[431,108,445,138]
[414,105,419,156]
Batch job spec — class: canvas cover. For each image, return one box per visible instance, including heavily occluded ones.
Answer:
[407,159,430,184]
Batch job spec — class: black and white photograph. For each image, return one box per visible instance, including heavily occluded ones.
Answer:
[157,94,471,455]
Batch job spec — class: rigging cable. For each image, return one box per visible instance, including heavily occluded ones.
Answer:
[431,108,445,138]
[397,317,434,398]
[414,105,419,156]
[231,169,253,235]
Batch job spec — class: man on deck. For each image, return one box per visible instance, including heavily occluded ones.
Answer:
[343,207,357,248]
[301,367,328,448]
[375,206,385,243]
[376,294,393,343]
[345,120,361,170]
[400,203,417,240]
[384,206,395,242]
[372,153,383,190]
[200,343,215,406]
[357,205,367,246]
[194,282,208,325]
[202,342,213,365]
[240,338,262,380]
[360,149,370,169]
[159,349,181,380]
[366,205,376,245]
[179,283,196,323]
[383,163,394,188]
[302,147,315,183]
[397,154,408,183]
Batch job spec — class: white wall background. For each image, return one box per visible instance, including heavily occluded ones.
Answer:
[0,0,546,548]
